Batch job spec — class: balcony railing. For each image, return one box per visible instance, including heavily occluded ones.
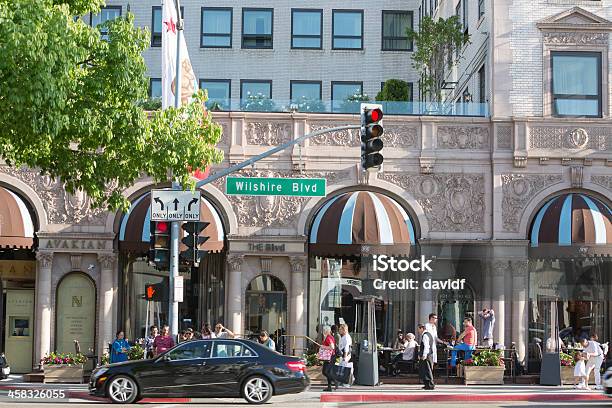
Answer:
[203,98,489,117]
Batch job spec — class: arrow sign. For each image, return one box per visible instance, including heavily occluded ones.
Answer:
[173,198,179,211]
[188,198,198,211]
[154,197,164,210]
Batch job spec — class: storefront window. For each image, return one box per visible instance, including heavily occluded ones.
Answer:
[244,275,287,339]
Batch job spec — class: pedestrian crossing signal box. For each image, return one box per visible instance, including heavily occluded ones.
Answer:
[144,283,168,302]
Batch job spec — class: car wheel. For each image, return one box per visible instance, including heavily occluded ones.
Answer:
[107,375,139,404]
[242,376,273,404]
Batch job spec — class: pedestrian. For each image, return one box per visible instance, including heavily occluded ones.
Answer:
[331,325,341,348]
[259,330,276,350]
[424,313,442,364]
[110,331,131,363]
[214,322,235,339]
[153,325,175,356]
[144,325,158,359]
[392,330,405,350]
[320,326,338,392]
[478,308,495,348]
[0,352,9,379]
[417,324,435,390]
[182,328,195,342]
[573,351,587,389]
[450,317,477,367]
[338,323,353,387]
[199,322,214,339]
[581,336,604,390]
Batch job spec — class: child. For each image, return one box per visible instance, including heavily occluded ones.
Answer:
[573,351,587,389]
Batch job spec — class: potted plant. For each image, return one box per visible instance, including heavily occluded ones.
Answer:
[240,92,277,112]
[560,352,575,385]
[339,93,370,113]
[462,349,505,385]
[42,352,87,383]
[128,343,145,360]
[303,353,325,381]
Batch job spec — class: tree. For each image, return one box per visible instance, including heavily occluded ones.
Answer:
[0,0,224,211]
[376,79,411,101]
[407,16,469,102]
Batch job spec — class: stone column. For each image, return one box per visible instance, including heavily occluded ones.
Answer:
[419,267,434,325]
[34,251,53,369]
[289,256,307,352]
[97,253,116,359]
[226,254,244,336]
[491,260,508,347]
[511,259,529,367]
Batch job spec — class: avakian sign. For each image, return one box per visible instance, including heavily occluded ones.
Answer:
[226,177,326,197]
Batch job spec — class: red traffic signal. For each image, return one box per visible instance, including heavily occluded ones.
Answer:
[154,221,169,234]
[360,104,384,170]
[365,108,383,123]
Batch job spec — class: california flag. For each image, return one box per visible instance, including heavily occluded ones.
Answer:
[161,0,196,109]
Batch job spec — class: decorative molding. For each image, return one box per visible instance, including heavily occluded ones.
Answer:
[227,254,244,272]
[245,122,291,146]
[419,157,435,174]
[514,156,527,168]
[543,31,608,45]
[383,125,419,148]
[570,166,583,188]
[510,260,529,277]
[36,251,54,269]
[97,253,117,270]
[497,127,512,149]
[501,173,563,232]
[218,122,230,146]
[260,258,272,273]
[289,256,307,274]
[437,126,489,149]
[381,173,485,232]
[529,127,610,150]
[0,166,107,225]
[70,255,82,271]
[491,260,510,277]
[309,123,359,146]
[591,175,612,191]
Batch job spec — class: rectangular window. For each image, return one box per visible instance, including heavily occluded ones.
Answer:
[331,81,363,112]
[551,51,601,118]
[291,9,322,49]
[478,65,485,103]
[382,11,413,51]
[200,79,231,109]
[90,6,121,40]
[149,78,162,98]
[151,6,162,47]
[332,10,363,50]
[201,8,232,48]
[290,81,322,101]
[478,0,485,19]
[242,8,273,49]
[463,0,468,35]
[241,80,272,99]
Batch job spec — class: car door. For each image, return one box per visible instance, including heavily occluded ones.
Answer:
[138,341,211,397]
[200,340,259,397]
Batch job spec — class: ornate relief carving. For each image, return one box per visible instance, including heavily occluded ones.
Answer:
[70,255,82,271]
[510,260,529,277]
[0,166,107,225]
[218,122,230,146]
[36,251,54,268]
[543,31,608,45]
[570,166,583,188]
[383,125,419,148]
[591,175,612,191]
[289,256,307,274]
[309,123,359,146]
[98,253,117,270]
[500,174,563,232]
[514,156,527,168]
[245,122,291,145]
[491,260,510,277]
[437,126,490,149]
[227,254,244,272]
[497,127,512,149]
[529,127,609,150]
[380,173,485,232]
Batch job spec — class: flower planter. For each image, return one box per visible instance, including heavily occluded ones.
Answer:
[305,366,325,381]
[44,365,84,383]
[463,366,505,385]
[560,366,575,385]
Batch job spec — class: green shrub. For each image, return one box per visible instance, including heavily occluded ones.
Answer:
[376,79,411,101]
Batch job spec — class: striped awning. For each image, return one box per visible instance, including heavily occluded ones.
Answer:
[0,186,35,249]
[309,191,416,257]
[119,192,225,253]
[530,193,612,257]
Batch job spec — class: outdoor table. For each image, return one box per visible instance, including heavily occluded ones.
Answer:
[378,347,401,375]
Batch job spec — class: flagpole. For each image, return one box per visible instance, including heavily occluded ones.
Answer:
[169,0,183,338]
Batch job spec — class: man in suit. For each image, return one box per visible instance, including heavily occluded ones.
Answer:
[417,324,435,390]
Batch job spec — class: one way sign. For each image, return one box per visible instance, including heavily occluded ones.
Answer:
[150,190,200,221]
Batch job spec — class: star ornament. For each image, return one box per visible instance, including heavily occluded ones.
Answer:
[164,18,176,34]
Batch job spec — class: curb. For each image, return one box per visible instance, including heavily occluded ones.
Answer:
[320,393,610,403]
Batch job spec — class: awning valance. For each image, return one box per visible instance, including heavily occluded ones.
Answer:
[119,192,225,253]
[309,191,416,257]
[0,186,35,249]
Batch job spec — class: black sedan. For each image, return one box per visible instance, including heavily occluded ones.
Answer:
[89,338,309,404]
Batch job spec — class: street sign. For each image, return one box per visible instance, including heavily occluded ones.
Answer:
[151,190,200,221]
[226,177,326,197]
[174,275,183,303]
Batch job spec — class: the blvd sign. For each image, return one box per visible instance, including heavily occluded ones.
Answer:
[226,177,326,197]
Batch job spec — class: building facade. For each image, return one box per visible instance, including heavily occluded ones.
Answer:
[0,0,610,375]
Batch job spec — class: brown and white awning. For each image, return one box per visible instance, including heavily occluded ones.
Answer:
[119,192,225,253]
[309,191,416,257]
[0,186,35,249]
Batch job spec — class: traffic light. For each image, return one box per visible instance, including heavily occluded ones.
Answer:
[360,103,384,170]
[149,221,170,269]
[144,282,168,301]
[180,221,209,267]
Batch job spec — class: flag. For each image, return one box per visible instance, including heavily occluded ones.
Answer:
[161,0,196,109]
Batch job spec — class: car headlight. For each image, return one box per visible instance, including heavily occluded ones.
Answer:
[92,367,109,378]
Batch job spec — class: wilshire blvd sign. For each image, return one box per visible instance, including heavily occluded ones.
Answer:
[226,177,326,197]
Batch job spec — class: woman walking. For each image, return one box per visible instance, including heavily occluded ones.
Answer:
[110,331,131,363]
[320,326,338,392]
[153,325,175,356]
[338,323,353,387]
